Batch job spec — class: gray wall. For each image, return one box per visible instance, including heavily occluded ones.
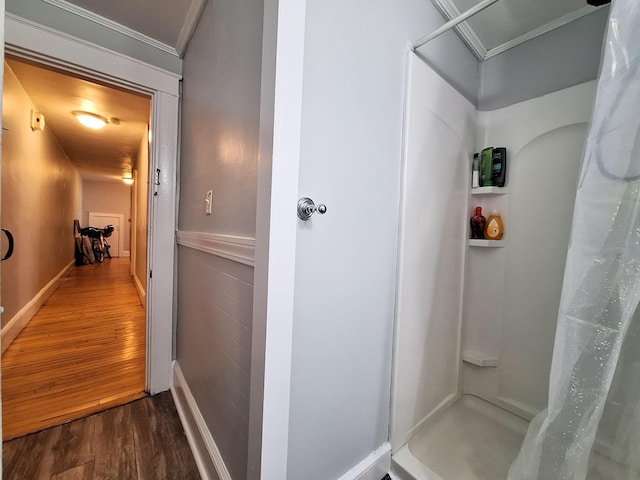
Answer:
[6,0,182,75]
[1,63,81,327]
[285,1,478,479]
[178,0,262,237]
[176,0,263,478]
[478,7,608,110]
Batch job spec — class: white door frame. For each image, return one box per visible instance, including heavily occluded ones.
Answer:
[5,13,180,394]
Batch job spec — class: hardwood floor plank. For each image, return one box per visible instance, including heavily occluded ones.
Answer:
[2,258,146,440]
[130,393,200,480]
[2,425,61,479]
[92,405,137,480]
[3,395,200,480]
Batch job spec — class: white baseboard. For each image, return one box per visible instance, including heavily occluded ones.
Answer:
[338,443,392,480]
[121,250,130,258]
[172,362,232,480]
[2,260,74,354]
[133,272,146,306]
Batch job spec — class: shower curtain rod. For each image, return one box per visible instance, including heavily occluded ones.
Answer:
[412,0,500,51]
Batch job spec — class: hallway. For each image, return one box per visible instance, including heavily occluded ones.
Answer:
[2,258,146,440]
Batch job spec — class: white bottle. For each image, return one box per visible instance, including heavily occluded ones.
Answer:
[472,153,480,188]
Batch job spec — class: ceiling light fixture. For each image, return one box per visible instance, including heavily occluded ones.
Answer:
[73,111,108,129]
[122,171,134,185]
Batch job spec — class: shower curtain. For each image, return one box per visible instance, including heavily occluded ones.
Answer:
[507,1,640,479]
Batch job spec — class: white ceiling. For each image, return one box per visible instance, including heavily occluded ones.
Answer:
[431,0,605,59]
[6,57,151,181]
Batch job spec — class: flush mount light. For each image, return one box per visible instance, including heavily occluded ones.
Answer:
[122,171,134,185]
[73,111,108,129]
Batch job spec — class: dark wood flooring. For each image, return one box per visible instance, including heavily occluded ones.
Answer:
[3,391,200,480]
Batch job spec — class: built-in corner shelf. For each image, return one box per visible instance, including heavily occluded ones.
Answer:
[469,239,505,248]
[471,186,508,195]
[462,351,498,368]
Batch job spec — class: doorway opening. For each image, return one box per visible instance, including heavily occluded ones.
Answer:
[1,56,152,439]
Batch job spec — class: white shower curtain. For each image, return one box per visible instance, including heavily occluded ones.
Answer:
[508,0,640,478]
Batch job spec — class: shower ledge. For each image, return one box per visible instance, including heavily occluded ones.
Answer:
[462,351,498,367]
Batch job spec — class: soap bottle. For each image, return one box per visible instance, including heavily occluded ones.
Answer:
[470,206,486,239]
[472,153,480,188]
[485,211,504,240]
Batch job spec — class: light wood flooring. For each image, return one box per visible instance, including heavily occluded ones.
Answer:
[2,258,146,440]
[3,391,201,479]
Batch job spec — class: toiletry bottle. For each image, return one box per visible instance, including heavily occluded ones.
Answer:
[491,147,507,187]
[472,153,480,188]
[470,206,486,239]
[485,211,504,240]
[480,147,493,187]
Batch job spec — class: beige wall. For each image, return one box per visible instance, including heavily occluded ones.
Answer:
[133,127,148,296]
[1,63,81,327]
[81,179,131,252]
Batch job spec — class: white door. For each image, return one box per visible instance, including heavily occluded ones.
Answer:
[88,212,122,257]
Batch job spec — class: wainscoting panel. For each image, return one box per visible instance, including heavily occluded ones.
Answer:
[176,243,254,480]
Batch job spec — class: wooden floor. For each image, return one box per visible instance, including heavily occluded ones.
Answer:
[3,391,201,479]
[2,258,147,440]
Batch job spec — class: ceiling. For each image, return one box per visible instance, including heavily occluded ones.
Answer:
[430,0,605,59]
[6,57,151,181]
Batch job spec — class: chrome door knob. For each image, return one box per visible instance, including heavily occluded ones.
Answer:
[297,197,327,221]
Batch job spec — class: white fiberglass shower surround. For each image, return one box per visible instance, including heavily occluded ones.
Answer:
[390,0,640,478]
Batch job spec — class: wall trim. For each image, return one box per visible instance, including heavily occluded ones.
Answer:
[2,260,74,354]
[337,443,392,480]
[172,362,233,480]
[133,272,147,306]
[176,231,256,267]
[429,0,486,61]
[41,0,179,57]
[121,250,131,258]
[6,14,181,96]
[175,0,207,57]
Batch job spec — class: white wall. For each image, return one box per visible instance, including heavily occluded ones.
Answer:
[390,53,476,452]
[283,1,478,479]
[462,81,597,417]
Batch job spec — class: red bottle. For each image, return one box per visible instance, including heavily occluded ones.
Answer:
[470,206,486,239]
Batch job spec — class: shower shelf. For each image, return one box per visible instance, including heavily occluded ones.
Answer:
[469,239,504,247]
[462,351,498,367]
[471,186,508,195]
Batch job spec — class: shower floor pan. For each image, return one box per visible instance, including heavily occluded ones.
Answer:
[392,394,627,480]
[392,394,528,480]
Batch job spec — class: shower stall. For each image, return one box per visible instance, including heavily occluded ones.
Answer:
[390,0,640,478]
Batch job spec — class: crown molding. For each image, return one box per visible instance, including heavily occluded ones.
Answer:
[430,0,486,61]
[484,5,606,59]
[42,0,179,57]
[428,0,605,61]
[176,0,207,57]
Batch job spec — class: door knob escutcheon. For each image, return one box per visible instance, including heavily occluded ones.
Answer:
[297,197,327,221]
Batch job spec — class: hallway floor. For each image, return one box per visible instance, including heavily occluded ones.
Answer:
[2,258,146,440]
[2,392,200,479]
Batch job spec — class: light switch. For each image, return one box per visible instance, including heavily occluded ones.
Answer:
[205,190,213,215]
